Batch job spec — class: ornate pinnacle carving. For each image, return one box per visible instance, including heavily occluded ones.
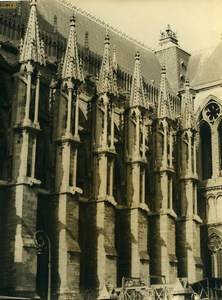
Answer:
[53,15,57,33]
[19,0,46,66]
[181,78,194,128]
[17,1,22,16]
[97,31,117,96]
[112,45,117,72]
[158,66,174,119]
[130,51,145,107]
[84,31,89,49]
[62,14,83,83]
[160,24,178,45]
[112,46,118,96]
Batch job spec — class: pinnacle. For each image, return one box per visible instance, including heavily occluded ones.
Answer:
[130,50,146,108]
[158,66,173,119]
[61,14,83,82]
[19,0,45,66]
[97,33,117,95]
[181,79,194,129]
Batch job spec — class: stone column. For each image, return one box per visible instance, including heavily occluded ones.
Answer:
[24,63,33,122]
[34,71,40,126]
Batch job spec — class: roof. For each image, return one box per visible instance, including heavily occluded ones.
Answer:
[36,0,161,85]
[187,41,222,88]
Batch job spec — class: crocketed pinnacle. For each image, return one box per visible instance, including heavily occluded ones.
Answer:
[84,31,89,49]
[112,46,118,95]
[97,31,117,95]
[181,79,193,128]
[19,0,46,65]
[158,66,173,119]
[112,45,117,72]
[62,14,83,82]
[130,51,145,107]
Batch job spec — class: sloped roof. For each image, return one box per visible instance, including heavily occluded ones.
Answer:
[36,0,161,85]
[187,41,222,88]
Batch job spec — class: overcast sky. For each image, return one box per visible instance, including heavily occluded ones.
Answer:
[67,0,222,53]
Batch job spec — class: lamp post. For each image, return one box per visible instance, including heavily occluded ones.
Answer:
[34,230,51,300]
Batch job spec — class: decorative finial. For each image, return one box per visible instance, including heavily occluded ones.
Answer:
[104,30,110,44]
[70,14,76,27]
[159,25,178,45]
[161,65,166,74]
[30,0,37,6]
[135,50,140,60]
[85,31,89,49]
[53,15,57,33]
[17,1,22,16]
[185,78,190,87]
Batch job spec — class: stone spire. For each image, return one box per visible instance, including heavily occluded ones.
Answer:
[62,14,83,82]
[158,66,173,119]
[97,31,116,95]
[19,0,45,66]
[130,51,145,107]
[181,79,193,129]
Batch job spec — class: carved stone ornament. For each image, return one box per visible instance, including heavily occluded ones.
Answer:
[203,101,221,124]
[208,233,222,252]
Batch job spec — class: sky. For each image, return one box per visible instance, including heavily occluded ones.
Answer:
[67,0,222,53]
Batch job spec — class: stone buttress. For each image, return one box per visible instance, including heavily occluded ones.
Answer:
[85,32,118,298]
[149,66,177,283]
[119,51,150,282]
[2,0,46,296]
[177,79,203,282]
[53,14,83,300]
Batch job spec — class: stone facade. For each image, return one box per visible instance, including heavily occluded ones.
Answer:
[1,1,222,299]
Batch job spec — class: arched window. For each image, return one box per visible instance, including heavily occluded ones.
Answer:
[208,232,222,278]
[200,121,212,179]
[218,121,222,172]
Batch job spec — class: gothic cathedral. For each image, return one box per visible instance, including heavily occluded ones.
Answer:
[0,0,222,299]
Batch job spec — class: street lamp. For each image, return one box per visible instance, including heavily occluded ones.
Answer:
[34,230,51,300]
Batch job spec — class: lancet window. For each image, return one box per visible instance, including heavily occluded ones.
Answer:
[218,121,222,172]
[200,121,212,179]
[208,232,222,278]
